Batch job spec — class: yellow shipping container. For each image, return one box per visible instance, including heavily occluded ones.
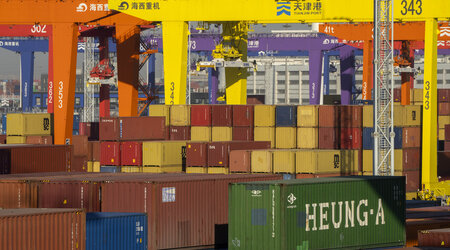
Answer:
[297,105,319,127]
[413,89,423,103]
[362,105,373,127]
[6,136,26,144]
[191,126,211,141]
[143,141,186,167]
[254,127,275,148]
[212,127,232,141]
[87,161,93,172]
[341,150,360,173]
[186,167,208,173]
[439,116,450,129]
[93,162,100,172]
[121,166,143,173]
[272,150,295,173]
[394,105,405,126]
[7,113,52,136]
[251,150,272,173]
[296,150,358,174]
[149,105,170,125]
[254,105,275,127]
[142,166,183,173]
[404,105,421,126]
[207,167,229,174]
[439,128,445,140]
[297,127,318,149]
[362,149,402,172]
[275,127,296,149]
[170,105,190,126]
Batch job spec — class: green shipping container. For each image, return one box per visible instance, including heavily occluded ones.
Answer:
[229,176,405,250]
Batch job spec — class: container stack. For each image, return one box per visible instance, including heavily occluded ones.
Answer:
[439,89,450,142]
[190,105,212,141]
[446,124,450,150]
[211,105,233,141]
[78,121,99,141]
[87,141,101,172]
[412,88,423,105]
[169,105,191,140]
[253,105,275,147]
[232,105,254,141]
[297,105,319,149]
[6,113,53,144]
[318,105,340,149]
[72,135,89,172]
[275,105,297,149]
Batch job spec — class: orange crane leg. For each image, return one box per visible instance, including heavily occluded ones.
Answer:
[53,23,78,145]
[362,40,373,100]
[116,25,140,117]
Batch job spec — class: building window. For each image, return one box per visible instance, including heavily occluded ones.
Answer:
[36,97,41,106]
[75,97,81,106]
[277,80,285,85]
[290,98,299,103]
[277,89,285,94]
[290,80,299,85]
[289,71,299,76]
[256,71,265,76]
[277,98,285,103]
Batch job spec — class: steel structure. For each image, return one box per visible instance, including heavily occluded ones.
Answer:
[83,37,98,122]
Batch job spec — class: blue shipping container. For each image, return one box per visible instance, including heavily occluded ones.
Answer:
[86,213,148,250]
[363,127,403,150]
[100,166,121,173]
[275,105,297,127]
[1,114,6,134]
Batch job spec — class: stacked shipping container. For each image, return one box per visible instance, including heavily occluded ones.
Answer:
[6,113,53,144]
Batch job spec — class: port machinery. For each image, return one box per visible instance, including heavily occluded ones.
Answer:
[0,0,449,200]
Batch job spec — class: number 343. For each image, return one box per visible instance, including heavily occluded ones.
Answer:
[400,0,423,16]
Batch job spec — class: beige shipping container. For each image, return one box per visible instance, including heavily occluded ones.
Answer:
[251,150,272,173]
[275,127,296,149]
[254,127,275,148]
[439,115,450,129]
[121,166,143,173]
[272,150,295,173]
[149,105,170,125]
[362,149,402,172]
[87,161,93,172]
[341,150,360,173]
[207,167,229,174]
[186,166,208,173]
[191,126,211,141]
[297,127,318,149]
[296,150,358,174]
[363,105,373,127]
[254,105,275,127]
[413,89,423,103]
[7,113,52,136]
[170,105,190,126]
[404,105,421,126]
[143,141,186,167]
[439,128,446,140]
[211,127,232,141]
[6,136,26,144]
[93,162,100,172]
[394,105,405,126]
[297,105,319,127]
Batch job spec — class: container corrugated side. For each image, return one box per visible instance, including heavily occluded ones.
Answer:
[0,180,38,208]
[8,145,72,173]
[6,113,52,136]
[170,105,190,126]
[142,141,186,167]
[0,208,85,250]
[229,176,406,250]
[211,127,232,141]
[297,105,318,127]
[254,105,275,127]
[297,127,318,149]
[272,150,295,173]
[149,105,170,125]
[275,127,296,149]
[190,126,211,141]
[254,127,275,148]
[251,150,272,173]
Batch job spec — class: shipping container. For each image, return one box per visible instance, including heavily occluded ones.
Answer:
[440,128,446,140]
[6,135,26,144]
[318,105,340,127]
[186,142,208,167]
[251,150,272,173]
[212,127,232,141]
[149,105,170,125]
[340,105,363,127]
[190,126,211,141]
[7,113,52,136]
[296,150,358,174]
[438,151,450,178]
[0,135,6,144]
[211,105,232,126]
[406,217,450,247]
[232,126,253,141]
[233,105,254,127]
[446,124,450,141]
[413,88,423,103]
[297,105,318,127]
[0,144,72,174]
[79,122,99,141]
[438,89,450,103]
[72,155,88,172]
[170,105,190,126]
[254,105,275,127]
[362,105,373,127]
[99,117,166,141]
[86,213,148,250]
[0,208,85,250]
[439,102,450,116]
[394,105,405,126]
[25,135,53,145]
[254,127,275,148]
[186,166,208,173]
[362,149,403,173]
[445,141,450,151]
[275,105,297,127]
[100,142,121,166]
[73,135,89,156]
[190,105,211,126]
[439,115,450,129]
[275,127,296,149]
[229,150,251,173]
[91,141,101,162]
[229,176,406,250]
[208,141,271,167]
[297,127,318,149]
[318,127,340,149]
[402,170,420,192]
[404,105,421,126]
[418,228,450,247]
[272,150,295,173]
[100,166,120,173]
[0,180,38,208]
[403,127,421,148]
[121,141,142,166]
[341,127,362,149]
[121,166,143,173]
[142,141,186,168]
[363,127,403,150]
[169,126,191,140]
[394,88,401,102]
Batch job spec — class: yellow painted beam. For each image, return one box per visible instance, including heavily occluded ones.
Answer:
[109,0,449,22]
[162,21,188,105]
[422,18,439,189]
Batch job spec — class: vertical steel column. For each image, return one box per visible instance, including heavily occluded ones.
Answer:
[309,50,323,104]
[373,0,395,176]
[47,35,54,113]
[207,53,219,104]
[148,53,156,93]
[340,46,355,105]
[99,84,110,118]
[323,52,330,96]
[20,51,34,112]
[362,40,373,100]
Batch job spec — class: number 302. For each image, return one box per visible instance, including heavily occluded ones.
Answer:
[400,0,423,16]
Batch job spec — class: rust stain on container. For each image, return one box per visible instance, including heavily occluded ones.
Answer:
[232,126,253,141]
[186,142,208,167]
[100,142,120,166]
[169,126,191,140]
[0,208,86,250]
[340,105,363,127]
[121,141,142,166]
[211,105,232,126]
[318,105,340,127]
[232,105,254,127]
[25,135,53,145]
[191,105,211,126]
[100,117,166,141]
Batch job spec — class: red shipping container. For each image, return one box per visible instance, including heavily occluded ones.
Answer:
[100,141,120,166]
[446,124,450,141]
[91,141,101,162]
[72,155,88,172]
[186,142,208,167]
[190,105,211,126]
[446,141,450,151]
[438,89,450,103]
[79,122,99,140]
[340,127,362,149]
[402,170,420,192]
[403,127,421,148]
[99,117,166,141]
[318,127,340,149]
[233,105,254,127]
[72,135,89,156]
[403,148,421,171]
[439,103,450,116]
[229,150,251,172]
[207,141,271,167]
[121,141,142,166]
[247,95,265,104]
[25,135,53,145]
[0,180,38,208]
[232,126,254,141]
[211,105,232,126]
[169,126,191,140]
[318,105,340,127]
[394,88,401,102]
[0,134,6,144]
[418,228,450,247]
[438,151,450,178]
[296,172,357,179]
[340,106,363,128]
